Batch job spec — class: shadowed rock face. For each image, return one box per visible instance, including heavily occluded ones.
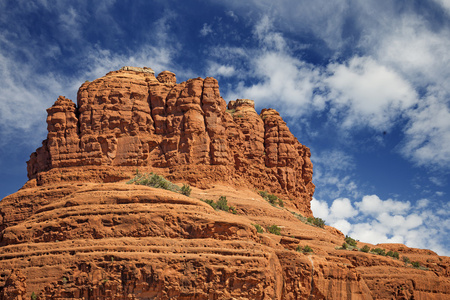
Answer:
[27,68,314,215]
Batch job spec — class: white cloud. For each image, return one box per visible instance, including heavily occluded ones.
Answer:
[200,23,213,36]
[207,62,236,77]
[434,0,450,14]
[310,198,329,221]
[312,195,449,255]
[401,93,450,168]
[325,56,418,130]
[355,195,411,216]
[330,198,358,220]
[225,10,238,22]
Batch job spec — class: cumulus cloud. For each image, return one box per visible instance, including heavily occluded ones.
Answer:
[218,1,450,171]
[312,195,449,255]
[325,56,418,130]
[355,195,411,216]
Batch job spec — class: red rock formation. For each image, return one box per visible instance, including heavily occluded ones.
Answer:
[1,183,448,299]
[27,67,314,215]
[1,67,448,299]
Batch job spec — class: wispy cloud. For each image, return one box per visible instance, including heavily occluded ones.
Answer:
[200,23,213,36]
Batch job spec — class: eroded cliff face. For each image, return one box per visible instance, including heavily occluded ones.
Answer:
[27,67,314,216]
[1,67,449,300]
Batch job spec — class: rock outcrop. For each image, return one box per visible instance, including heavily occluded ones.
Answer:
[0,67,448,299]
[27,67,314,216]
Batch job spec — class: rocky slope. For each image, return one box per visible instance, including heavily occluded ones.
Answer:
[0,67,449,299]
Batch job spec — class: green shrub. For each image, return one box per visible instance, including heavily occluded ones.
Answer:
[267,194,278,205]
[303,245,313,253]
[202,199,217,209]
[360,245,370,253]
[253,224,264,233]
[267,225,281,235]
[386,250,399,258]
[342,242,349,250]
[371,248,386,256]
[403,256,410,264]
[127,172,181,193]
[307,217,326,228]
[296,245,314,253]
[201,196,236,214]
[411,261,420,268]
[259,191,284,207]
[31,292,37,300]
[216,196,229,211]
[345,235,357,247]
[181,184,192,196]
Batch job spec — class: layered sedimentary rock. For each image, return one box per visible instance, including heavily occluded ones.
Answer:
[1,67,448,299]
[0,183,448,299]
[27,67,314,215]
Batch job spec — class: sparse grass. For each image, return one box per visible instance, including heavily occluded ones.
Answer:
[127,172,193,197]
[252,224,264,233]
[226,108,236,115]
[360,245,370,253]
[259,191,284,207]
[181,184,192,196]
[201,196,237,214]
[386,250,400,259]
[307,216,326,228]
[345,235,357,247]
[371,248,386,256]
[267,224,281,235]
[296,245,314,253]
[403,256,411,265]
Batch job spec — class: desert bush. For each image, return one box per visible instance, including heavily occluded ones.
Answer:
[216,196,229,211]
[307,217,325,228]
[411,261,420,268]
[403,256,411,264]
[127,172,181,193]
[31,292,37,300]
[371,248,386,256]
[201,196,236,214]
[342,242,349,250]
[345,235,357,247]
[296,245,314,253]
[259,191,284,207]
[181,184,192,196]
[303,245,314,253]
[267,224,281,235]
[386,250,399,259]
[360,245,370,253]
[253,224,264,233]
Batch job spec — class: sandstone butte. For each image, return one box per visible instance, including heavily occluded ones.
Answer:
[0,66,448,300]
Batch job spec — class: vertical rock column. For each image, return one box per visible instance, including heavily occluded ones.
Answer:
[261,108,314,214]
[201,77,231,165]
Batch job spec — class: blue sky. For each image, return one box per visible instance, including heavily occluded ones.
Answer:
[0,0,449,255]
